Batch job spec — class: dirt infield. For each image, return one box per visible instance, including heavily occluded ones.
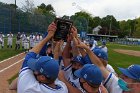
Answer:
[0,53,26,93]
[114,49,140,57]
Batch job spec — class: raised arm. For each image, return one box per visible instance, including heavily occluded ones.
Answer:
[71,26,80,56]
[30,22,56,54]
[76,41,110,79]
[62,35,72,67]
[75,38,87,57]
[53,40,63,60]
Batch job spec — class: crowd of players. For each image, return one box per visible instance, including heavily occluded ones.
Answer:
[8,22,140,93]
[0,32,43,51]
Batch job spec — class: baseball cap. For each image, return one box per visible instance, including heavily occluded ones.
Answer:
[27,56,59,79]
[119,64,140,81]
[93,48,108,61]
[102,41,106,45]
[83,48,108,64]
[74,64,103,85]
[71,56,85,65]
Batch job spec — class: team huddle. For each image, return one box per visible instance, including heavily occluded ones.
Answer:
[9,22,140,93]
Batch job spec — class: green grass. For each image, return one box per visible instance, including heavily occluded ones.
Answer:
[0,38,24,61]
[107,43,140,74]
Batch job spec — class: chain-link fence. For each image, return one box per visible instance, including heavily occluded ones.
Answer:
[0,6,55,35]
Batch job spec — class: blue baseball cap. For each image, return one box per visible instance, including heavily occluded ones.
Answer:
[93,48,108,61]
[74,64,103,85]
[83,48,108,64]
[119,64,140,81]
[102,41,106,45]
[71,56,85,65]
[27,56,59,79]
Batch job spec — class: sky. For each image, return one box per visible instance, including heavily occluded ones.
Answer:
[0,0,140,21]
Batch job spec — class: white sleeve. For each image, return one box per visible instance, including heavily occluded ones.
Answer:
[63,64,72,80]
[103,73,123,93]
[106,64,116,75]
[95,41,98,45]
[55,79,68,93]
[18,67,39,93]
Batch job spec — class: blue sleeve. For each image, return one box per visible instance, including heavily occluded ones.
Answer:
[21,52,37,69]
[39,32,48,56]
[83,54,92,64]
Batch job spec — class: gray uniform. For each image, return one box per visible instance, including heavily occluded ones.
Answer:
[7,33,13,48]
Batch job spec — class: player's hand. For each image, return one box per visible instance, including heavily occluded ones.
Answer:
[47,22,56,38]
[58,70,66,82]
[76,39,89,50]
[71,26,78,38]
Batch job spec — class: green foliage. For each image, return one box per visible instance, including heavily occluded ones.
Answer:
[92,17,101,27]
[73,16,88,32]
[71,11,94,33]
[134,17,140,37]
[101,15,119,35]
[37,3,55,15]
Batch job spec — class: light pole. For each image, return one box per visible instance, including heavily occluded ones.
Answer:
[15,0,16,11]
[109,16,112,35]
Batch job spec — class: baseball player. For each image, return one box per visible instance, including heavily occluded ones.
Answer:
[76,40,140,93]
[81,47,116,76]
[99,40,108,53]
[7,32,13,48]
[23,34,29,53]
[0,32,4,48]
[20,32,26,49]
[57,27,84,93]
[15,32,21,50]
[34,33,42,46]
[74,64,106,93]
[17,22,68,93]
[90,37,98,50]
[29,33,35,49]
[59,26,108,93]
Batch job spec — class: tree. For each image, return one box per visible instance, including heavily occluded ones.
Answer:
[21,0,35,13]
[70,11,93,33]
[101,15,119,35]
[92,17,101,27]
[73,16,88,32]
[37,3,55,15]
[119,20,130,37]
[133,17,140,37]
